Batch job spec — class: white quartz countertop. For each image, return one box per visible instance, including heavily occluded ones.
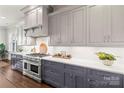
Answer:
[42,56,124,75]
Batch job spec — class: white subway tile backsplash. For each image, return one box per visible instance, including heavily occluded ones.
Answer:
[21,37,124,63]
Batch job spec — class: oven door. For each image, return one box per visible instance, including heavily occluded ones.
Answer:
[29,63,41,78]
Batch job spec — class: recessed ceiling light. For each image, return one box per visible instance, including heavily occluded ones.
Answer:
[1,17,6,19]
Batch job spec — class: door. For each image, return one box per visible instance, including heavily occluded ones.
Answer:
[64,72,75,88]
[87,69,123,88]
[70,7,86,46]
[59,12,71,45]
[87,5,110,46]
[37,7,43,25]
[25,9,37,28]
[49,15,61,45]
[111,6,124,45]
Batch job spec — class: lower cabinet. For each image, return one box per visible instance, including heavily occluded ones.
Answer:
[87,69,123,88]
[64,65,86,88]
[42,60,124,88]
[42,60,64,87]
[11,54,23,72]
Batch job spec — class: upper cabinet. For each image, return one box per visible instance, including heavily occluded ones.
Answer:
[49,6,86,46]
[22,6,48,37]
[110,6,124,45]
[49,5,124,46]
[87,5,124,46]
[87,6,110,46]
[25,9,37,28]
[70,7,86,45]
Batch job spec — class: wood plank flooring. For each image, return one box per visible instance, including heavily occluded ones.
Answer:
[0,61,51,88]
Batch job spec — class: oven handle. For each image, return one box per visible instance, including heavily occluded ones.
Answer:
[23,60,41,66]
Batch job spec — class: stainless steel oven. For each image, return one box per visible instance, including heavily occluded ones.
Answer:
[23,57,41,82]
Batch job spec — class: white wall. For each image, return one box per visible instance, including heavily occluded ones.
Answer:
[0,27,7,47]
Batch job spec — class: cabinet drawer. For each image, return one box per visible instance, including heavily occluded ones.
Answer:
[87,69,123,88]
[11,54,16,58]
[64,64,85,73]
[44,65,64,75]
[43,60,64,69]
[87,69,122,79]
[16,55,23,59]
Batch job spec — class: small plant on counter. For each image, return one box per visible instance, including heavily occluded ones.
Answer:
[96,52,116,66]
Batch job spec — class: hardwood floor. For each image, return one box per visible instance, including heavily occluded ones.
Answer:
[0,61,52,88]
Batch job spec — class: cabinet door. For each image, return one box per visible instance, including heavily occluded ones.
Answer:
[87,6,110,46]
[59,12,71,45]
[70,7,86,46]
[42,60,64,87]
[37,7,43,25]
[64,64,86,88]
[87,69,123,88]
[64,71,85,88]
[110,6,124,45]
[64,71,75,88]
[49,15,61,45]
[25,9,37,28]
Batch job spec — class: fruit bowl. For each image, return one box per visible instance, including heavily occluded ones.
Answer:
[102,60,114,66]
[96,52,116,66]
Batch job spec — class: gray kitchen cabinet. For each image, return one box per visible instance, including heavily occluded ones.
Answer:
[11,54,23,72]
[42,60,64,87]
[25,9,37,28]
[87,69,123,88]
[87,5,110,46]
[37,7,43,25]
[110,6,124,45]
[49,6,86,46]
[23,6,48,37]
[42,59,124,88]
[49,15,61,45]
[59,12,71,45]
[64,64,86,88]
[70,7,86,46]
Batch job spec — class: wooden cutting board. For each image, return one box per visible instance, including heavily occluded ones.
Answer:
[39,42,48,54]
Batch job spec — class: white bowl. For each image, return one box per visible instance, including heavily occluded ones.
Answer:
[102,60,114,66]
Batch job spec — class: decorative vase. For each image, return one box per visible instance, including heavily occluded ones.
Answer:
[102,60,114,66]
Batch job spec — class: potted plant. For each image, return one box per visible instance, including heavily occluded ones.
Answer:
[0,43,8,61]
[96,52,116,66]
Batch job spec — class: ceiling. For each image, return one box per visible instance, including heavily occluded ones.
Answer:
[0,5,25,27]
